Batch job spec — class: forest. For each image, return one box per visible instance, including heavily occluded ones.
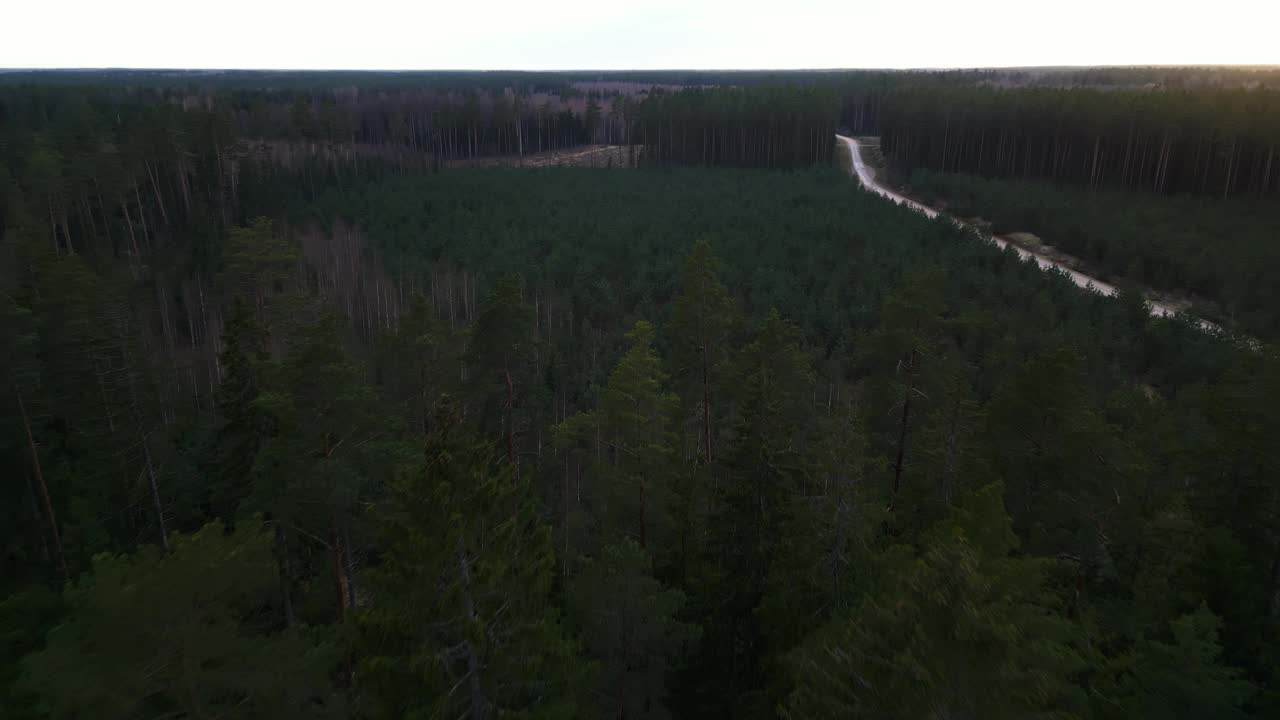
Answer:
[870,84,1280,198]
[3,72,1280,719]
[908,169,1280,336]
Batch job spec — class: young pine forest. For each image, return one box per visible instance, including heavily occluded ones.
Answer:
[3,71,1280,720]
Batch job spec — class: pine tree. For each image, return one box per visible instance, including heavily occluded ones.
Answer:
[985,348,1134,562]
[220,217,303,342]
[373,294,457,437]
[567,540,697,720]
[556,324,693,719]
[556,321,681,557]
[669,240,734,465]
[758,390,879,670]
[1098,605,1253,720]
[1,290,66,583]
[358,417,587,719]
[782,483,1089,719]
[873,269,948,524]
[684,310,813,719]
[467,274,534,472]
[199,297,268,521]
[248,317,402,624]
[18,520,341,720]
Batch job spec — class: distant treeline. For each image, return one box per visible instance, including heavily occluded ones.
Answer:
[0,83,613,260]
[631,87,839,169]
[4,70,1280,258]
[5,65,1278,91]
[874,84,1280,198]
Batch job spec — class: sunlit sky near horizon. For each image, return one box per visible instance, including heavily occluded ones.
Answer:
[6,0,1279,70]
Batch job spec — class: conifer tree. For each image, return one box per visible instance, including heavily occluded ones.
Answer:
[685,310,813,718]
[669,240,734,465]
[557,321,680,555]
[199,297,268,521]
[248,317,401,623]
[567,540,697,720]
[373,294,457,437]
[782,483,1089,719]
[358,416,587,719]
[467,275,534,472]
[1098,606,1253,720]
[18,520,341,720]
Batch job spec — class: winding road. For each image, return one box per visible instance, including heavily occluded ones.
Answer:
[836,135,1197,324]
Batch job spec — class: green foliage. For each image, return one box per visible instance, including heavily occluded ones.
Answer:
[17,520,340,719]
[4,150,1280,719]
[247,315,406,625]
[910,169,1280,337]
[782,484,1089,719]
[372,295,458,437]
[684,310,815,717]
[567,540,697,720]
[358,422,587,719]
[881,83,1280,199]
[668,239,735,463]
[466,274,534,463]
[198,297,269,520]
[986,349,1137,560]
[557,321,681,556]
[631,86,838,169]
[0,586,64,720]
[1097,605,1253,720]
[249,317,393,534]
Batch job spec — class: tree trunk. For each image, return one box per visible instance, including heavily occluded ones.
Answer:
[701,343,712,464]
[330,517,349,621]
[144,159,169,226]
[342,517,358,610]
[889,349,917,514]
[18,392,68,582]
[457,539,489,720]
[141,432,169,550]
[1223,139,1238,199]
[134,184,151,250]
[504,367,517,477]
[277,525,296,627]
[1263,145,1275,194]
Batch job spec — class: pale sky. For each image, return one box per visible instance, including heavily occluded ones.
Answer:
[5,0,1278,70]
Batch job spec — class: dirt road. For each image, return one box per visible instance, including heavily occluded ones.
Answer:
[835,135,1205,325]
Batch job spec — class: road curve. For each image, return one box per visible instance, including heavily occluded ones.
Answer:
[836,135,1193,322]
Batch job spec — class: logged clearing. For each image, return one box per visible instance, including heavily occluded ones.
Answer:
[446,144,641,169]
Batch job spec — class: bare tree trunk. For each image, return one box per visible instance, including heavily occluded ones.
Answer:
[889,349,917,515]
[504,367,517,478]
[1090,135,1101,189]
[342,517,358,610]
[141,432,169,550]
[1224,139,1238,199]
[134,184,152,250]
[19,392,69,581]
[277,525,296,627]
[1263,145,1275,194]
[330,515,351,621]
[701,343,712,464]
[563,454,572,579]
[144,159,170,225]
[60,207,75,254]
[457,539,489,720]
